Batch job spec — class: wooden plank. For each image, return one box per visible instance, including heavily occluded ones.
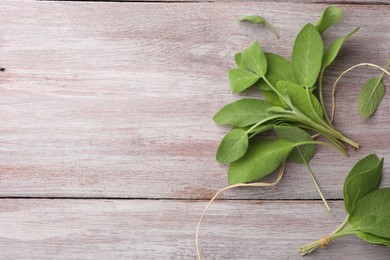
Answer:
[0,1,389,199]
[0,199,388,259]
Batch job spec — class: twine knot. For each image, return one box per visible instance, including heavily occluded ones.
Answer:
[319,236,331,248]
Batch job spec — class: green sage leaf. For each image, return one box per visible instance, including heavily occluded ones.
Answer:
[322,27,360,69]
[315,6,344,34]
[241,41,267,77]
[356,231,390,247]
[291,24,324,88]
[228,138,294,185]
[213,99,272,127]
[240,15,279,39]
[216,129,249,163]
[274,125,315,164]
[275,81,323,122]
[343,154,383,214]
[255,53,297,91]
[228,68,260,93]
[349,188,390,239]
[358,76,386,119]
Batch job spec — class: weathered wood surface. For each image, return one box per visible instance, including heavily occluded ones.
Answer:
[1,1,389,199]
[1,1,390,259]
[0,199,388,259]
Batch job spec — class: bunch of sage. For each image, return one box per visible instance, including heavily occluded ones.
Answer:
[214,5,389,199]
[300,154,390,255]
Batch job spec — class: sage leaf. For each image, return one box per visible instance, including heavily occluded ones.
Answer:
[343,154,383,214]
[240,15,279,39]
[315,6,344,34]
[234,52,244,68]
[291,24,324,88]
[356,231,390,247]
[241,41,267,77]
[216,129,248,163]
[228,138,294,184]
[322,27,360,69]
[228,68,260,93]
[349,188,390,239]
[255,53,297,91]
[358,76,385,119]
[274,125,315,164]
[213,99,272,127]
[276,81,323,122]
[240,15,266,24]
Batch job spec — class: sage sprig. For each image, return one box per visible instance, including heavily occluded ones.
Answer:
[300,154,390,255]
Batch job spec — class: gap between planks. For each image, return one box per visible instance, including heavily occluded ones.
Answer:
[0,196,345,201]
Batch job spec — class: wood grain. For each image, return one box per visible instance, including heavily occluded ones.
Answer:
[0,199,388,259]
[1,1,390,199]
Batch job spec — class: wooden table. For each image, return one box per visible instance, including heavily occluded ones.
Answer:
[1,0,389,259]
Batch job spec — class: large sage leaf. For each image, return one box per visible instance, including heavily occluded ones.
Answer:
[358,76,385,119]
[343,154,383,213]
[241,41,267,77]
[213,99,272,127]
[356,231,390,247]
[275,81,323,122]
[228,68,260,93]
[216,129,248,163]
[349,188,390,238]
[274,125,315,164]
[255,53,297,91]
[291,24,324,88]
[322,27,359,69]
[228,138,294,185]
[315,6,344,34]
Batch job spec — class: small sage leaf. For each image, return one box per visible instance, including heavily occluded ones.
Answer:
[358,76,386,119]
[216,129,249,163]
[228,68,260,93]
[291,24,324,88]
[228,138,294,185]
[349,188,390,239]
[255,53,297,91]
[322,27,359,69]
[241,41,267,77]
[343,154,383,214]
[213,99,272,127]
[356,231,390,247]
[275,81,323,122]
[234,52,244,68]
[315,6,344,34]
[239,15,279,39]
[274,125,315,164]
